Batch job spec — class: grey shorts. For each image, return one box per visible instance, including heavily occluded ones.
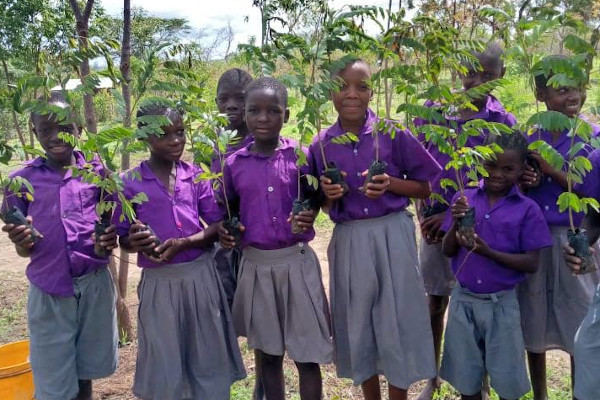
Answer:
[440,285,529,399]
[28,267,118,400]
[574,284,600,400]
[419,241,455,296]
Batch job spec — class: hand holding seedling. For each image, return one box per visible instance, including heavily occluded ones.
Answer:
[219,220,245,248]
[421,213,446,244]
[320,173,347,200]
[2,215,35,252]
[287,209,316,233]
[563,243,596,275]
[155,238,186,263]
[361,171,390,199]
[451,196,470,219]
[128,221,162,263]
[92,225,118,252]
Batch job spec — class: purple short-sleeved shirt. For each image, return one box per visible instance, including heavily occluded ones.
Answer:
[576,148,600,200]
[2,151,109,296]
[114,160,222,268]
[309,108,442,223]
[442,183,553,293]
[526,122,600,227]
[224,137,315,250]
[415,95,517,206]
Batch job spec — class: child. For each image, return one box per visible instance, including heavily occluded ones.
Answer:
[311,58,441,400]
[1,91,118,400]
[219,77,333,400]
[518,56,600,400]
[212,67,253,306]
[115,101,245,400]
[413,42,516,400]
[440,132,553,400]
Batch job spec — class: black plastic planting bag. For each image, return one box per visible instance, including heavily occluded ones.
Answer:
[567,228,597,274]
[457,207,476,247]
[223,216,242,246]
[291,199,312,234]
[364,160,387,186]
[1,206,43,242]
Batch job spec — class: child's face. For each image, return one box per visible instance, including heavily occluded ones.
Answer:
[216,82,246,130]
[32,113,78,165]
[146,112,186,162]
[536,85,585,118]
[245,88,289,143]
[461,55,505,92]
[482,149,524,196]
[331,62,372,126]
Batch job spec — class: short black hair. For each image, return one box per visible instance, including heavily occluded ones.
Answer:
[30,91,79,127]
[217,68,253,93]
[466,41,505,70]
[137,98,183,120]
[487,130,529,161]
[533,54,586,91]
[329,56,370,77]
[245,76,288,107]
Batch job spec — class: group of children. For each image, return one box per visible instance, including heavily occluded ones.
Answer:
[2,41,599,400]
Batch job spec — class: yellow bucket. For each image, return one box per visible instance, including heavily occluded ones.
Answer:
[0,340,35,400]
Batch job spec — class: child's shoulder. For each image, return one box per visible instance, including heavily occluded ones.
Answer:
[8,157,44,179]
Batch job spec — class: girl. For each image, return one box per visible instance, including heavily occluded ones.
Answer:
[310,58,441,400]
[441,132,552,400]
[518,56,600,400]
[115,100,245,400]
[219,77,333,400]
[413,42,516,400]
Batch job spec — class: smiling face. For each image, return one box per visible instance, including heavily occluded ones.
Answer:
[32,113,78,166]
[461,54,505,92]
[145,111,186,162]
[216,81,246,130]
[536,84,585,118]
[244,87,289,145]
[331,61,373,130]
[482,148,524,196]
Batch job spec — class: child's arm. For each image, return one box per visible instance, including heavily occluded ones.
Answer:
[2,217,35,257]
[156,222,219,263]
[364,174,431,200]
[528,152,570,191]
[469,237,540,273]
[441,196,468,257]
[119,221,159,254]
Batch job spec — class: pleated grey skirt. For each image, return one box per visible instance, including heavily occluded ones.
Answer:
[133,253,246,400]
[574,283,600,400]
[233,243,333,364]
[518,226,600,354]
[328,211,436,389]
[419,241,455,296]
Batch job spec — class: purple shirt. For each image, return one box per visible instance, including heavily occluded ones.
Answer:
[526,122,600,227]
[415,95,517,206]
[2,151,109,296]
[114,160,222,268]
[224,137,316,249]
[576,148,600,200]
[442,183,553,294]
[210,132,254,174]
[309,108,442,223]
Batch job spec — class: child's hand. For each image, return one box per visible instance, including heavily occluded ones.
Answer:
[2,216,35,250]
[128,221,159,256]
[320,174,346,200]
[519,164,540,189]
[563,243,595,274]
[528,151,554,175]
[219,221,245,248]
[92,224,118,251]
[287,209,316,232]
[451,196,470,220]
[420,213,446,244]
[456,232,489,254]
[155,238,186,263]
[361,171,390,199]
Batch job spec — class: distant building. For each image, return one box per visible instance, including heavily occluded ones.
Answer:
[51,77,114,92]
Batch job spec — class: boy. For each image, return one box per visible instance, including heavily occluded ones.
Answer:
[2,92,118,400]
[441,132,552,400]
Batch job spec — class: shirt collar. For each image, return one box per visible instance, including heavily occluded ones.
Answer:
[476,179,522,199]
[139,160,194,181]
[25,150,88,169]
[446,95,507,122]
[236,137,296,158]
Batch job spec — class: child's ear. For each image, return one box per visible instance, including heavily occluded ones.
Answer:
[284,108,290,123]
[535,88,546,103]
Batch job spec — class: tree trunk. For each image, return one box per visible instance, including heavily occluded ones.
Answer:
[2,59,29,160]
[114,0,134,344]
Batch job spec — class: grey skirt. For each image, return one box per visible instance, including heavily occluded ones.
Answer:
[574,283,600,400]
[328,211,436,389]
[233,243,333,364]
[518,226,600,354]
[133,253,246,400]
[419,241,455,296]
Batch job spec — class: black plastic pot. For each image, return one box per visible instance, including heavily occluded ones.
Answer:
[291,199,312,234]
[94,220,111,257]
[457,206,476,247]
[365,160,388,185]
[324,162,348,192]
[567,228,597,274]
[223,216,242,246]
[140,223,162,259]
[1,206,42,242]
[421,203,449,219]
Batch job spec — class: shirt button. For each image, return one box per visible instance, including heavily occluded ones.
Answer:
[267,186,274,192]
[363,207,369,214]
[353,149,358,154]
[544,205,550,211]
[62,214,67,219]
[477,279,482,284]
[298,242,304,247]
[356,172,361,177]
[66,245,71,250]
[176,221,182,228]
[484,214,490,219]
[172,200,176,205]
[547,177,552,182]
[272,216,277,222]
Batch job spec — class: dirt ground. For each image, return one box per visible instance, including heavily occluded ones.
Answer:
[0,226,572,399]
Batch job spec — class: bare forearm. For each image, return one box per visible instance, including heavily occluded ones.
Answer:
[478,248,540,273]
[181,223,219,249]
[546,169,569,191]
[15,245,31,258]
[387,176,431,199]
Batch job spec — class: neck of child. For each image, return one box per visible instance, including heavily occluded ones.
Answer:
[484,185,510,206]
[46,153,76,171]
[253,137,280,156]
[148,153,175,174]
[339,117,366,135]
